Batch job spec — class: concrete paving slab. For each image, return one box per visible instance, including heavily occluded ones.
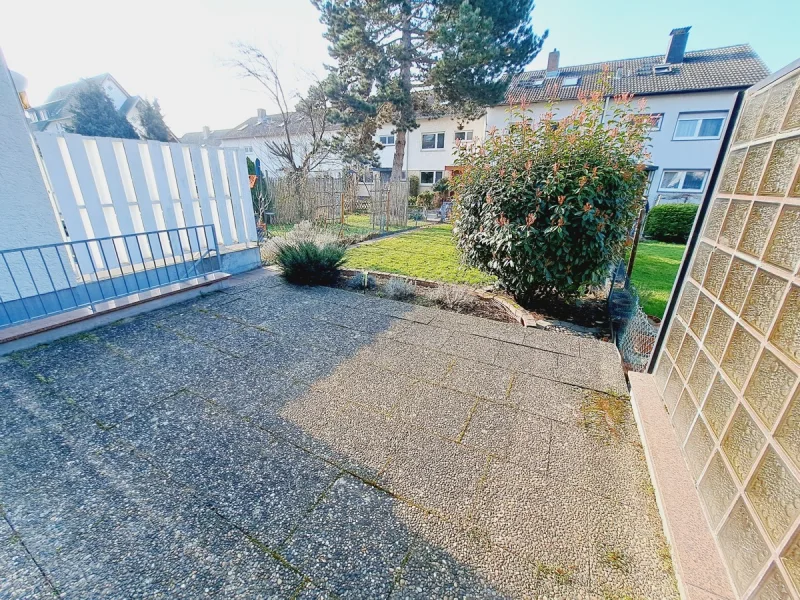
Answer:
[0,273,676,599]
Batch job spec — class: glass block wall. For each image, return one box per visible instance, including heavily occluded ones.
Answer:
[652,65,800,598]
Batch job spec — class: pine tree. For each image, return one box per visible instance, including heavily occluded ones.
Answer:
[312,0,547,179]
[67,81,139,139]
[138,98,171,142]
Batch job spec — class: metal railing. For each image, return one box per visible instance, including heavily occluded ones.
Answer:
[0,225,220,329]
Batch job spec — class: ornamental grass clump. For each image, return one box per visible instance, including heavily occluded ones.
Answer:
[268,221,346,285]
[451,74,653,301]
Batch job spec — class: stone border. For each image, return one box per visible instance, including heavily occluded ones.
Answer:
[337,268,541,327]
[628,372,735,600]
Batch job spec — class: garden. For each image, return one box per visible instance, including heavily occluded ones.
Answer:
[261,84,698,346]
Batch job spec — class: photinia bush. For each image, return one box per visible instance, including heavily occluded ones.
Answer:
[451,77,653,301]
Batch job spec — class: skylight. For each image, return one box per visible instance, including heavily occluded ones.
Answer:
[562,77,580,86]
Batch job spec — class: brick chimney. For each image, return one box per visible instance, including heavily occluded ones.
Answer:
[546,49,560,76]
[256,108,267,122]
[665,27,691,64]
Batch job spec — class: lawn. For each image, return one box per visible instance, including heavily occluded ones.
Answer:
[344,224,494,285]
[629,241,687,319]
[265,213,424,240]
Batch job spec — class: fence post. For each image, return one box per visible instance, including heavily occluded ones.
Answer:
[340,193,345,225]
[385,187,391,232]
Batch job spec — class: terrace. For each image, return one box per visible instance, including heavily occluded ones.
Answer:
[0,269,677,599]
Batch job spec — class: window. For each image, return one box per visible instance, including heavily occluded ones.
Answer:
[562,76,580,86]
[421,132,445,150]
[646,113,664,131]
[658,169,709,192]
[420,171,444,184]
[454,130,473,143]
[243,146,254,153]
[379,134,395,145]
[673,112,726,140]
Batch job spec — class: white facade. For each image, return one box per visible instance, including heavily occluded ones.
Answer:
[376,115,486,188]
[380,90,737,205]
[220,131,344,177]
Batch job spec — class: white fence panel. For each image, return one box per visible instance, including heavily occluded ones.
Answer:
[33,132,257,254]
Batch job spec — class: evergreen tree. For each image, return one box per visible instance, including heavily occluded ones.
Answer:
[312,0,547,179]
[67,81,139,139]
[138,98,171,142]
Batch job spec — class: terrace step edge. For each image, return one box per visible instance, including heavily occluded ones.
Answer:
[628,372,736,600]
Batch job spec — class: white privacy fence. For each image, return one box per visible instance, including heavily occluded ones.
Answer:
[34,133,258,255]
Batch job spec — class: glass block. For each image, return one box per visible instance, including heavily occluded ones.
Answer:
[689,292,714,337]
[718,200,750,249]
[792,167,800,198]
[705,306,735,362]
[722,405,766,482]
[760,136,800,196]
[742,269,788,335]
[776,389,800,471]
[744,349,797,429]
[752,565,792,600]
[785,79,800,131]
[699,452,738,528]
[765,206,800,272]
[684,418,714,481]
[739,201,779,258]
[703,200,729,242]
[736,143,772,196]
[718,499,771,594]
[770,285,800,365]
[704,249,732,297]
[746,447,800,544]
[688,350,715,402]
[721,324,760,390]
[757,77,799,138]
[663,367,685,414]
[676,331,699,377]
[703,373,738,439]
[719,149,746,194]
[691,242,713,283]
[677,282,699,324]
[783,531,800,594]
[654,356,672,393]
[735,93,767,143]
[665,320,686,360]
[720,258,756,314]
[672,389,697,444]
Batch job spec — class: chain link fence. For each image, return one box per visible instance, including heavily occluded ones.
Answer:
[608,261,659,372]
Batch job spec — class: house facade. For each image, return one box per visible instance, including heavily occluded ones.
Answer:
[25,73,176,141]
[377,27,769,206]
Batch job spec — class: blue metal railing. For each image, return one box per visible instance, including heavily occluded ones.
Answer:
[0,225,220,329]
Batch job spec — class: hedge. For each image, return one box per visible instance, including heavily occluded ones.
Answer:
[644,203,698,243]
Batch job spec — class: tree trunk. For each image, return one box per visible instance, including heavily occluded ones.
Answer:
[391,13,413,182]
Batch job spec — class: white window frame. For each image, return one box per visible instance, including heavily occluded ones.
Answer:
[646,113,664,131]
[454,130,473,143]
[672,111,727,140]
[379,134,395,146]
[420,170,444,184]
[657,169,709,193]
[421,132,445,151]
[243,145,254,153]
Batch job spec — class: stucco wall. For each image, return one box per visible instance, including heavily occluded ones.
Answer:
[0,49,64,253]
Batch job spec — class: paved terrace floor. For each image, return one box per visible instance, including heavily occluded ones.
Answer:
[1,271,677,599]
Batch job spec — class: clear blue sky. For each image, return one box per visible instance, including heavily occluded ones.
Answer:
[1,0,797,136]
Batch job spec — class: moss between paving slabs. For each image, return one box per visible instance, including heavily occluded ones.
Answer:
[344,224,494,285]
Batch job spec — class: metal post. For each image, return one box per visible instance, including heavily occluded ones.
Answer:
[53,243,81,310]
[37,248,65,313]
[19,250,49,316]
[2,252,32,321]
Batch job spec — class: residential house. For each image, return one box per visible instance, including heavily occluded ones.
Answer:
[376,27,770,205]
[26,73,177,141]
[179,126,231,147]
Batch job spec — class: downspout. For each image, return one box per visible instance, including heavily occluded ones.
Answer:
[601,96,610,124]
[646,90,745,373]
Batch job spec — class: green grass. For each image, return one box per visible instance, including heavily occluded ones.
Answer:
[344,225,494,286]
[629,241,686,319]
[265,213,423,240]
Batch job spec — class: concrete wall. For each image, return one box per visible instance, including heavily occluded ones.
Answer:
[652,64,800,598]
